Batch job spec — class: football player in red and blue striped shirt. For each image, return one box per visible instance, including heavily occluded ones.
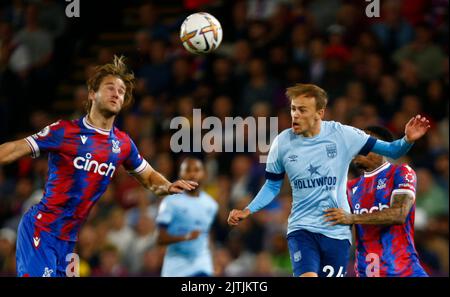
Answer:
[0,56,197,277]
[324,126,428,277]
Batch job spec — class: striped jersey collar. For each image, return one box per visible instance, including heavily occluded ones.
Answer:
[82,116,111,135]
[364,162,391,177]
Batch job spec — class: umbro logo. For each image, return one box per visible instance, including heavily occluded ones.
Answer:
[80,135,88,144]
[288,155,298,162]
[33,236,40,248]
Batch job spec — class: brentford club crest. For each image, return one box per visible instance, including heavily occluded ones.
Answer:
[326,143,337,158]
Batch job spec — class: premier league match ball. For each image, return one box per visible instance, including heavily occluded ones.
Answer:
[180,12,223,54]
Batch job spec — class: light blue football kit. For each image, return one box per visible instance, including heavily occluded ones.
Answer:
[246,121,413,277]
[156,191,218,277]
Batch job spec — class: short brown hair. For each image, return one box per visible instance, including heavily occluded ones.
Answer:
[285,83,328,110]
[86,55,135,113]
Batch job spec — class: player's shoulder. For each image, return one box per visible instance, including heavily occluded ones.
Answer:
[277,128,292,140]
[112,126,132,141]
[324,120,362,134]
[392,163,416,177]
[161,193,182,206]
[322,120,343,130]
[49,118,73,129]
[347,176,362,188]
[35,119,72,137]
[202,191,218,207]
[393,163,415,172]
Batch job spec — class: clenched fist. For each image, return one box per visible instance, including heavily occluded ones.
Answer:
[227,208,251,226]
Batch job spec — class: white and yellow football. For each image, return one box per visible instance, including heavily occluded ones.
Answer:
[180,12,223,54]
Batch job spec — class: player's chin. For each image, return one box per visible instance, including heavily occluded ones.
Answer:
[106,106,121,116]
[292,126,302,134]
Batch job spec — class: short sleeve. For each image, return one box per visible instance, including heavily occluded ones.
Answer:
[392,165,417,202]
[156,198,174,228]
[338,124,376,159]
[25,120,65,158]
[265,134,285,181]
[122,137,149,174]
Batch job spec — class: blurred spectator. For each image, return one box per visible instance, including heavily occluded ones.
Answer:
[252,251,276,276]
[70,86,88,120]
[241,58,280,115]
[371,0,414,53]
[137,39,171,96]
[229,155,252,205]
[0,227,16,276]
[106,208,135,255]
[13,4,53,70]
[138,3,169,41]
[1,0,26,31]
[416,168,449,219]
[393,23,446,81]
[77,225,100,277]
[91,244,128,277]
[139,246,164,276]
[306,0,342,32]
[124,212,157,274]
[37,0,66,39]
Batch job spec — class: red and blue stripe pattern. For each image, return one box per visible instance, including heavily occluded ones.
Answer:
[25,117,147,241]
[347,163,428,277]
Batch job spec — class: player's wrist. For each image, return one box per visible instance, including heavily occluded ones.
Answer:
[403,135,414,144]
[166,182,174,194]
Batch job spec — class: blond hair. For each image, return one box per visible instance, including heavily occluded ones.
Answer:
[285,83,328,110]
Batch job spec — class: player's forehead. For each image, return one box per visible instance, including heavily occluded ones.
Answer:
[291,95,316,108]
[100,75,126,89]
[180,159,203,171]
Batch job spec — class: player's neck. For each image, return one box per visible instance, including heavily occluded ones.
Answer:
[187,189,201,197]
[364,160,389,175]
[86,110,115,131]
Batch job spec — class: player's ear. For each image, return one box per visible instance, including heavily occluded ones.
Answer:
[317,108,325,119]
[88,89,96,101]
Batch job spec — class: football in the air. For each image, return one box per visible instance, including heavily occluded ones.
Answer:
[180,12,223,54]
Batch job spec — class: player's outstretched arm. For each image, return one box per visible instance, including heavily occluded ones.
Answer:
[324,194,414,225]
[0,139,32,165]
[370,115,430,159]
[227,179,283,226]
[134,164,198,196]
[156,227,200,245]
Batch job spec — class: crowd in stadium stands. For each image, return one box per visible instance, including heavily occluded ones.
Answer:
[0,0,448,276]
